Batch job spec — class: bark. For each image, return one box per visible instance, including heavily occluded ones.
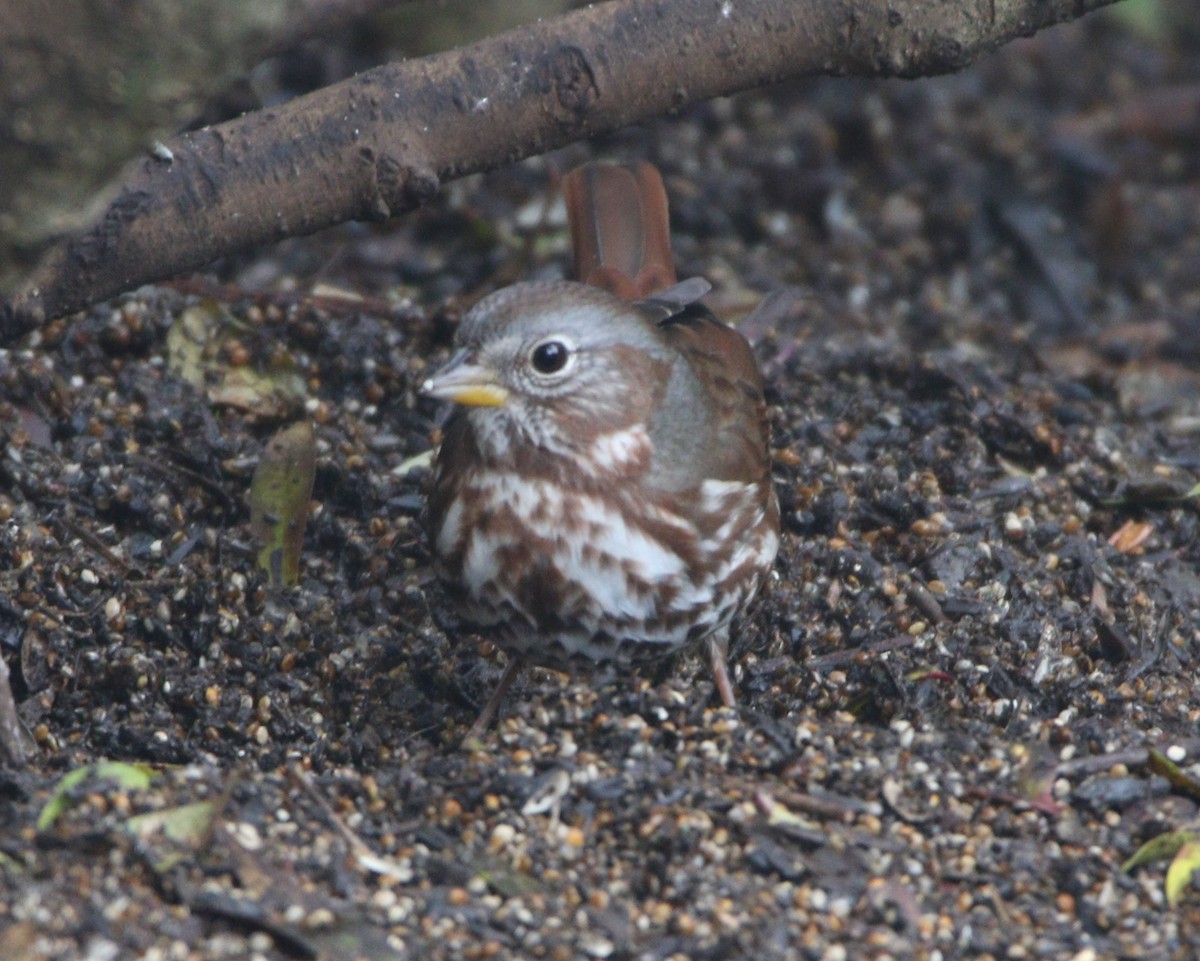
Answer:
[1,0,1120,341]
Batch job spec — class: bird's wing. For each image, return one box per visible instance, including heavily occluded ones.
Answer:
[640,301,772,489]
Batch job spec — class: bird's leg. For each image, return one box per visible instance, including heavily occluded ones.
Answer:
[707,629,737,709]
[463,657,523,743]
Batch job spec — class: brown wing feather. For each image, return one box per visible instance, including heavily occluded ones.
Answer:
[562,162,677,301]
[647,305,772,488]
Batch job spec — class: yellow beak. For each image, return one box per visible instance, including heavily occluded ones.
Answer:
[421,353,509,407]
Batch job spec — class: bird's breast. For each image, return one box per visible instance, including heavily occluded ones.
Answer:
[429,451,778,665]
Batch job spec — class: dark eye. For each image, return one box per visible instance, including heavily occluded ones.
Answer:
[530,340,570,375]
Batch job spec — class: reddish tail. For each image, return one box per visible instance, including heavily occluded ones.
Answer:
[562,162,677,301]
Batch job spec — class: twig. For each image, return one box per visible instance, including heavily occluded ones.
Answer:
[2,0,1119,338]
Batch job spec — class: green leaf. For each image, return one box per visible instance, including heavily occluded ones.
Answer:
[127,800,216,845]
[249,420,316,588]
[1122,830,1194,873]
[127,800,218,872]
[1167,841,1200,907]
[37,761,158,831]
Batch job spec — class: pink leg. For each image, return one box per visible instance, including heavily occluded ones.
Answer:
[708,632,737,708]
[463,658,522,744]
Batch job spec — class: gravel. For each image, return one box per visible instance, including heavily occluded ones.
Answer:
[4,12,1200,961]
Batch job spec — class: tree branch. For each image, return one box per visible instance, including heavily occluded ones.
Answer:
[1,0,1119,340]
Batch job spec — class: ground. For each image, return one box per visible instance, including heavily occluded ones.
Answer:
[3,10,1200,961]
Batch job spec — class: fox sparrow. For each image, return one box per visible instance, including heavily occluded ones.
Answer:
[423,162,780,737]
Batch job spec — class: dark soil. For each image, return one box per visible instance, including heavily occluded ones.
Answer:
[5,12,1200,961]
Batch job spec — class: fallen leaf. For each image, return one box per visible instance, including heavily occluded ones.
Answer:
[249,421,317,588]
[127,800,216,846]
[1108,519,1152,554]
[38,761,158,831]
[127,800,218,872]
[167,301,304,417]
[1167,841,1200,907]
[1122,829,1193,873]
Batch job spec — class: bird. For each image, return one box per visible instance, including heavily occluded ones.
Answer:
[422,161,780,739]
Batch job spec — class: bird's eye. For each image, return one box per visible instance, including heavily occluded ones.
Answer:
[530,340,571,375]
